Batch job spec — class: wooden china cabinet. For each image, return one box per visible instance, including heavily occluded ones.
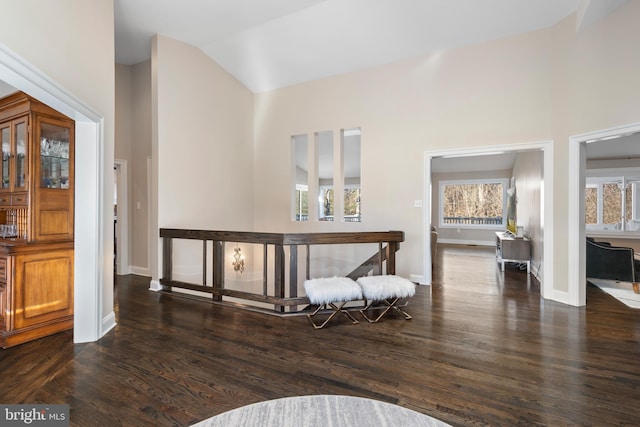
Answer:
[0,92,74,348]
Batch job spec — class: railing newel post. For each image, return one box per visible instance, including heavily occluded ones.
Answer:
[274,244,285,312]
[263,244,268,296]
[162,237,172,285]
[203,240,207,286]
[289,244,298,311]
[213,240,224,301]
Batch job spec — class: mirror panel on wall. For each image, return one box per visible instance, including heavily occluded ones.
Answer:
[292,134,309,221]
[316,130,334,221]
[343,128,361,222]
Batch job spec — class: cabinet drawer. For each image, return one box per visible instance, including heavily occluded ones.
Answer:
[11,192,27,206]
[0,193,27,207]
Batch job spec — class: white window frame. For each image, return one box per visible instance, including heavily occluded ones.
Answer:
[438,178,509,229]
[585,175,640,232]
[294,184,308,222]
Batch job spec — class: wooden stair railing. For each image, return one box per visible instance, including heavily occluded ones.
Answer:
[159,229,404,315]
[345,244,394,280]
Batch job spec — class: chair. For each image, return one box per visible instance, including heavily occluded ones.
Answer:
[304,277,363,329]
[357,275,416,322]
[586,238,640,294]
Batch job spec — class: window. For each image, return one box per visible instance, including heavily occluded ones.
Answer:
[344,186,361,222]
[292,134,308,221]
[295,184,308,221]
[343,128,361,222]
[319,186,334,221]
[439,179,507,228]
[292,127,362,222]
[585,176,639,231]
[317,131,334,221]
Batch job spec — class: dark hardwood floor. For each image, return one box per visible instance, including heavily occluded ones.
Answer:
[1,244,639,426]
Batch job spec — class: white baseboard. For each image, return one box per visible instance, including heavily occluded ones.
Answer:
[130,265,150,276]
[149,279,162,292]
[115,265,131,275]
[551,289,571,305]
[410,274,431,285]
[437,238,494,247]
[102,311,116,336]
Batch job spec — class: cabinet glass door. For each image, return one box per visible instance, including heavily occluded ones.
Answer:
[0,126,9,190]
[40,122,70,189]
[14,121,26,190]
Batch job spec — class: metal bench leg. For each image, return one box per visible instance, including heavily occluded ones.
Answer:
[306,301,359,329]
[359,297,412,323]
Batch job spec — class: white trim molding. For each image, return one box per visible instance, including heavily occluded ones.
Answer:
[568,121,640,307]
[102,311,117,335]
[130,266,151,276]
[425,140,554,300]
[0,42,109,343]
[149,279,163,292]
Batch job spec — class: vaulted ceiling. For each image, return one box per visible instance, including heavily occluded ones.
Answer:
[114,0,627,93]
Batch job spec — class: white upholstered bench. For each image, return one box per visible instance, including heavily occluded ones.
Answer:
[304,277,363,329]
[356,275,416,323]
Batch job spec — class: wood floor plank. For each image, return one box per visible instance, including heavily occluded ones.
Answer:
[1,244,639,426]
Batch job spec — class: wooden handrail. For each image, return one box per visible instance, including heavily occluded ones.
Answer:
[159,229,404,315]
[159,228,404,245]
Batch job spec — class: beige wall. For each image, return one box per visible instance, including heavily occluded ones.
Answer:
[115,64,133,274]
[138,2,640,302]
[152,36,254,280]
[155,36,254,228]
[549,2,640,293]
[513,151,544,276]
[249,2,640,291]
[0,0,115,328]
[253,27,552,278]
[116,60,153,274]
[115,64,133,161]
[131,60,152,273]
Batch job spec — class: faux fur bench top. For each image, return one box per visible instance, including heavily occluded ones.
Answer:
[304,277,363,305]
[357,275,416,300]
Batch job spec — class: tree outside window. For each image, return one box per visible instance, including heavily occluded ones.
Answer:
[295,184,308,221]
[319,187,334,221]
[344,187,361,222]
[440,179,507,227]
[585,177,639,231]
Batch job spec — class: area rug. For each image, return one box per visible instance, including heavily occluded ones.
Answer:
[191,395,451,427]
[589,279,640,309]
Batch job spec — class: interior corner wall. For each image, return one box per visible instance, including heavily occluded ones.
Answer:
[131,60,152,273]
[115,64,133,162]
[152,35,254,280]
[512,151,544,277]
[115,64,133,272]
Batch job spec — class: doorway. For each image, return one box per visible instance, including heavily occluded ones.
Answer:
[424,140,554,300]
[114,160,128,275]
[0,45,110,343]
[568,121,640,306]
